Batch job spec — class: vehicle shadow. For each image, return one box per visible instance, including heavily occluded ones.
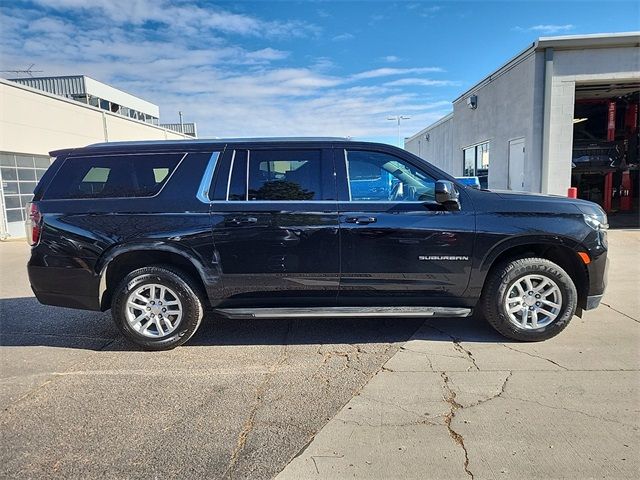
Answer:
[0,296,506,351]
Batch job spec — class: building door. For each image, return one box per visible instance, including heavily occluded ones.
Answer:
[508,138,525,191]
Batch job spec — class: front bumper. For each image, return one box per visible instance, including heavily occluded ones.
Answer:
[582,227,608,305]
[585,294,604,310]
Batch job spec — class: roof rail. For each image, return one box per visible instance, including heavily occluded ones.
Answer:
[87,136,352,148]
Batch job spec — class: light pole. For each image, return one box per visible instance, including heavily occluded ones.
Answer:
[387,115,411,148]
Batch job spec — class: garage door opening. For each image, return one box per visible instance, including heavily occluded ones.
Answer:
[572,82,639,226]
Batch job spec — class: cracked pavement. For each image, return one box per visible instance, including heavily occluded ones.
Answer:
[277,229,640,479]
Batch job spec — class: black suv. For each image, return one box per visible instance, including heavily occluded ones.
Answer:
[26,138,608,350]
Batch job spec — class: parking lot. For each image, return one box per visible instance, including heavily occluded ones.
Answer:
[1,230,638,479]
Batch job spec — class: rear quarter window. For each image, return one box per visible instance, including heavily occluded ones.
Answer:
[43,153,184,199]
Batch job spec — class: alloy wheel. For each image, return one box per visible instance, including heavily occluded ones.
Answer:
[504,274,563,329]
[125,283,183,338]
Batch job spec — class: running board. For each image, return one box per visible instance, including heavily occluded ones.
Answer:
[214,306,472,320]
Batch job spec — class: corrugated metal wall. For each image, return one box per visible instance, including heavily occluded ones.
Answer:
[159,123,197,136]
[8,76,86,97]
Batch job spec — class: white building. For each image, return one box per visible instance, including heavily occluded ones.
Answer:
[405,32,639,212]
[0,77,196,238]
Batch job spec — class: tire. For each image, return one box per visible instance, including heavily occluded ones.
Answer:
[111,265,204,350]
[480,257,577,341]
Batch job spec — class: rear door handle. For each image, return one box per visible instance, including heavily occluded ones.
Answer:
[344,216,377,225]
[226,216,258,226]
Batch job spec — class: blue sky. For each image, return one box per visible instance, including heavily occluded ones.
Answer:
[1,0,638,144]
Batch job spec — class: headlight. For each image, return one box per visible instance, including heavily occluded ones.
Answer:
[583,213,608,230]
[576,202,608,230]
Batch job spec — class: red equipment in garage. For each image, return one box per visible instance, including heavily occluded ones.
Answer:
[619,170,633,211]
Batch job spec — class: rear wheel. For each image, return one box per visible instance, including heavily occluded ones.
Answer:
[481,257,577,341]
[111,266,204,350]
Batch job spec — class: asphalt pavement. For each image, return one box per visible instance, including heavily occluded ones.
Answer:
[1,230,638,479]
[0,241,422,479]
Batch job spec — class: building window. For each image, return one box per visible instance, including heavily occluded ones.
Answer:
[0,152,51,234]
[462,142,490,189]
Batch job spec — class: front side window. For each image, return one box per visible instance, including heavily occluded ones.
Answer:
[44,153,183,199]
[462,142,490,189]
[248,149,324,201]
[346,150,436,202]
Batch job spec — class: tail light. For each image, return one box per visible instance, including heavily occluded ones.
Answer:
[25,202,42,246]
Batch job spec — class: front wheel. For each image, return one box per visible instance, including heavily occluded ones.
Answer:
[480,257,577,341]
[111,266,204,350]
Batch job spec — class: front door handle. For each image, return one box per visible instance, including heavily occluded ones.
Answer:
[226,216,258,226]
[344,216,377,225]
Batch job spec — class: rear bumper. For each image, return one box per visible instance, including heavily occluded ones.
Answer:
[31,289,102,311]
[28,263,102,311]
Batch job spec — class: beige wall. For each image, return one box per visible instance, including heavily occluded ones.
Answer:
[0,79,192,239]
[405,114,456,174]
[0,79,190,157]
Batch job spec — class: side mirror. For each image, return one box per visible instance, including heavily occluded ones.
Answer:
[435,180,461,211]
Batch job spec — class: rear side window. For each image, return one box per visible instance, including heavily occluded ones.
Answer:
[248,149,325,201]
[43,153,183,199]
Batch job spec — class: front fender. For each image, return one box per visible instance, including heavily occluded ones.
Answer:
[479,234,581,274]
[465,233,583,299]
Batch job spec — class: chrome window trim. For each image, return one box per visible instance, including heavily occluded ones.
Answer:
[224,150,236,201]
[340,200,436,204]
[209,200,338,204]
[245,150,250,200]
[344,149,353,202]
[207,200,434,204]
[196,151,220,203]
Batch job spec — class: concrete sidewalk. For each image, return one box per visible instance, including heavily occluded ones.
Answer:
[277,230,640,479]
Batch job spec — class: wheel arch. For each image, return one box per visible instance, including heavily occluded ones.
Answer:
[476,235,590,314]
[97,243,214,310]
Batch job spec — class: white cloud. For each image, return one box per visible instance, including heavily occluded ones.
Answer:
[382,55,401,63]
[0,4,453,140]
[515,24,575,35]
[419,5,443,18]
[384,78,461,87]
[332,33,355,41]
[351,67,444,80]
[28,0,319,38]
[244,48,290,62]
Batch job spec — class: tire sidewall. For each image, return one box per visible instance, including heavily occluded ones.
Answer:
[112,269,202,350]
[491,259,577,341]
